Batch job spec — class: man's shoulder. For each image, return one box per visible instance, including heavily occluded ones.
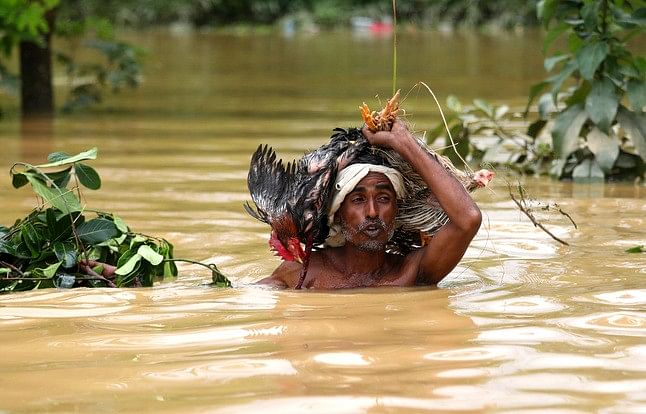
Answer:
[256,260,301,288]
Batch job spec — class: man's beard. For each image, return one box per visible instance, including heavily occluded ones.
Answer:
[340,217,395,252]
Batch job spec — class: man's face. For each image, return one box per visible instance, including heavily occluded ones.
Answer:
[337,172,397,252]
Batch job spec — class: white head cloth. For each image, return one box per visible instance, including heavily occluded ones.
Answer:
[325,163,406,247]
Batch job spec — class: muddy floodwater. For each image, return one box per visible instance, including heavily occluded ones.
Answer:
[0,31,645,413]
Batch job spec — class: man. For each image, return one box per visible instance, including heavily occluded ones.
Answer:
[257,120,482,289]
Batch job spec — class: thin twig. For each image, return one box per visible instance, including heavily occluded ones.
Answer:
[508,186,570,246]
[557,206,578,229]
[79,264,117,288]
[0,261,25,277]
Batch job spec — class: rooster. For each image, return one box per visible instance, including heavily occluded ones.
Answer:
[245,127,494,288]
[246,128,368,288]
[244,145,304,262]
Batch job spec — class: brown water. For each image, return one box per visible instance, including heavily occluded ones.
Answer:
[1,31,645,413]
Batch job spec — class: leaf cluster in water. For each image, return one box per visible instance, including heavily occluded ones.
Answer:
[1,148,231,292]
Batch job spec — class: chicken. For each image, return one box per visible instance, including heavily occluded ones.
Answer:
[246,128,368,288]
[244,145,304,262]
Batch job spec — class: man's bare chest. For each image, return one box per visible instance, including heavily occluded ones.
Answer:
[303,255,418,289]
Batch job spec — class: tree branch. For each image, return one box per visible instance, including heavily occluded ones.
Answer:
[508,185,570,246]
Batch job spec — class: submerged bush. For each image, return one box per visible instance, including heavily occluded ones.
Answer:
[0,148,231,292]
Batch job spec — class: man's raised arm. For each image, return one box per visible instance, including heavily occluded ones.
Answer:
[362,120,482,284]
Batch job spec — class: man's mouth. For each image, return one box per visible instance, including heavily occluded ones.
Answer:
[360,221,386,238]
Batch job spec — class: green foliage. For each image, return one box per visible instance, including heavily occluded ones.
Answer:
[427,95,555,175]
[53,0,538,29]
[0,0,59,55]
[56,38,144,112]
[0,149,231,292]
[0,0,59,115]
[528,0,646,181]
[625,245,645,253]
[0,0,143,115]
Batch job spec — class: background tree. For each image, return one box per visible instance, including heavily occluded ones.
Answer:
[527,0,646,181]
[0,0,141,117]
[1,0,59,115]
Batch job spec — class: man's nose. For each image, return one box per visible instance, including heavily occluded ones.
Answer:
[366,199,378,218]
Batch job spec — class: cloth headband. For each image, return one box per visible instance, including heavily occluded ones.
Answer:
[325,163,405,247]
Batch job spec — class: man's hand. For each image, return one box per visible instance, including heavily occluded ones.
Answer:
[361,119,412,150]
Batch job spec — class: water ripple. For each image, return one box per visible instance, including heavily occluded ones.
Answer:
[557,312,646,337]
[146,358,297,381]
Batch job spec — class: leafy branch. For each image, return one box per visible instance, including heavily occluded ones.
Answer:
[1,148,230,293]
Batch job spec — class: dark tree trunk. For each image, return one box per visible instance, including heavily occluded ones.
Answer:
[19,8,57,116]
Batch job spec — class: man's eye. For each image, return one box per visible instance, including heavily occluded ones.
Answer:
[351,197,365,203]
[378,195,391,202]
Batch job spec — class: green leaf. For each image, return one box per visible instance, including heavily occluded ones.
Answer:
[615,7,646,27]
[446,95,462,113]
[45,167,72,188]
[494,105,509,120]
[21,223,41,257]
[586,128,619,173]
[48,213,75,243]
[527,119,548,139]
[585,78,618,133]
[616,107,646,161]
[129,234,148,249]
[572,159,605,181]
[75,163,101,190]
[443,124,469,167]
[576,41,609,80]
[0,239,16,255]
[544,54,570,72]
[543,22,569,53]
[115,253,142,276]
[627,79,646,112]
[211,264,232,288]
[35,148,97,168]
[548,59,577,103]
[40,261,62,278]
[29,178,81,214]
[567,32,583,54]
[47,151,70,162]
[625,245,645,253]
[137,244,163,266]
[473,99,493,118]
[564,81,591,107]
[537,0,558,27]
[581,1,600,32]
[552,104,587,158]
[163,260,178,279]
[53,241,77,268]
[76,218,118,245]
[525,81,549,115]
[112,215,128,233]
[615,152,638,169]
[538,93,557,119]
[45,208,58,240]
